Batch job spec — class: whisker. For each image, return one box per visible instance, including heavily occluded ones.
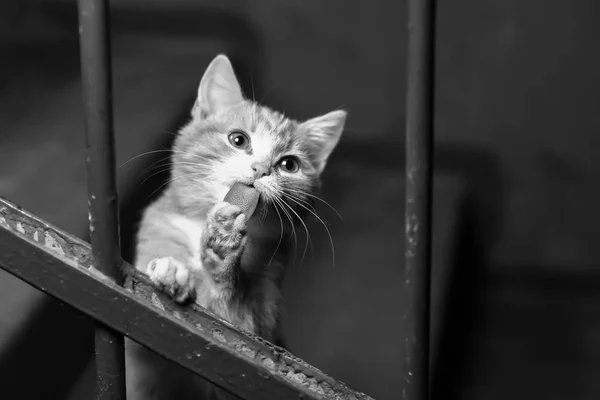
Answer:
[139,166,174,187]
[146,159,214,172]
[121,147,211,177]
[285,188,344,221]
[283,191,317,213]
[160,130,180,137]
[273,196,298,261]
[168,148,220,164]
[260,196,269,222]
[141,156,174,174]
[267,199,285,268]
[168,161,214,169]
[278,196,312,264]
[257,85,274,107]
[146,168,212,198]
[139,161,213,187]
[250,75,256,104]
[119,149,173,168]
[282,192,335,268]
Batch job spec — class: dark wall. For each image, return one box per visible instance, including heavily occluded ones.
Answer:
[245,0,600,270]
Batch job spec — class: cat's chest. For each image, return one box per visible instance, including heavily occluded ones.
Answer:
[169,214,204,257]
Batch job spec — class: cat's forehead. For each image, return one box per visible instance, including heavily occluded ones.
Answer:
[242,104,294,133]
[236,103,301,151]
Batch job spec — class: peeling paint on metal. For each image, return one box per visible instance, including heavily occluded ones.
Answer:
[150,292,165,311]
[405,213,420,258]
[212,328,226,343]
[286,371,308,385]
[306,378,325,396]
[261,357,275,371]
[234,341,257,359]
[44,231,65,255]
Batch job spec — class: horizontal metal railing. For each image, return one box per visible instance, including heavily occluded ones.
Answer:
[0,197,374,400]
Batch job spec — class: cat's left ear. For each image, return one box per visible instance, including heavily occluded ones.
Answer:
[300,110,347,173]
[192,54,244,119]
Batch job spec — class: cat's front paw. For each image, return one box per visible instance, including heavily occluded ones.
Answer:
[147,257,196,303]
[203,202,247,263]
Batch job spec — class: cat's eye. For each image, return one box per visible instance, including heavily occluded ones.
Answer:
[278,156,300,173]
[228,130,250,149]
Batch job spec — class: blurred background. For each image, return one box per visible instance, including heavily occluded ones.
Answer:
[1,0,600,399]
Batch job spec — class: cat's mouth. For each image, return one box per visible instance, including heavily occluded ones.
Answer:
[224,180,268,205]
[226,181,265,200]
[230,179,263,192]
[229,177,254,187]
[229,181,255,191]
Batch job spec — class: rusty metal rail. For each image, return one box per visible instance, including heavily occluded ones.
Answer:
[0,197,374,400]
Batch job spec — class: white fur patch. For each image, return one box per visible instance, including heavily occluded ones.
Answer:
[169,213,204,265]
[149,257,173,281]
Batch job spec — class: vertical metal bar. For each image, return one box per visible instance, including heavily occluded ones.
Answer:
[77,0,126,399]
[404,0,436,399]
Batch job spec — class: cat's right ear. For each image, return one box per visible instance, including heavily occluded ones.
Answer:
[192,55,244,119]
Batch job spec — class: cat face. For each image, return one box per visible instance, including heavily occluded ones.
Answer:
[172,55,346,216]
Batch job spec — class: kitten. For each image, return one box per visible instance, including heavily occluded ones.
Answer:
[125,54,346,400]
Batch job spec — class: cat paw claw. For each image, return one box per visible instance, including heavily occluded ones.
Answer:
[205,202,247,261]
[148,256,196,303]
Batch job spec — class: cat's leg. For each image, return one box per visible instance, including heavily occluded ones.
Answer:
[201,202,247,299]
[127,257,202,398]
[135,208,203,304]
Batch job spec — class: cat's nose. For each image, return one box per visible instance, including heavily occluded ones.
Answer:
[251,162,270,178]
